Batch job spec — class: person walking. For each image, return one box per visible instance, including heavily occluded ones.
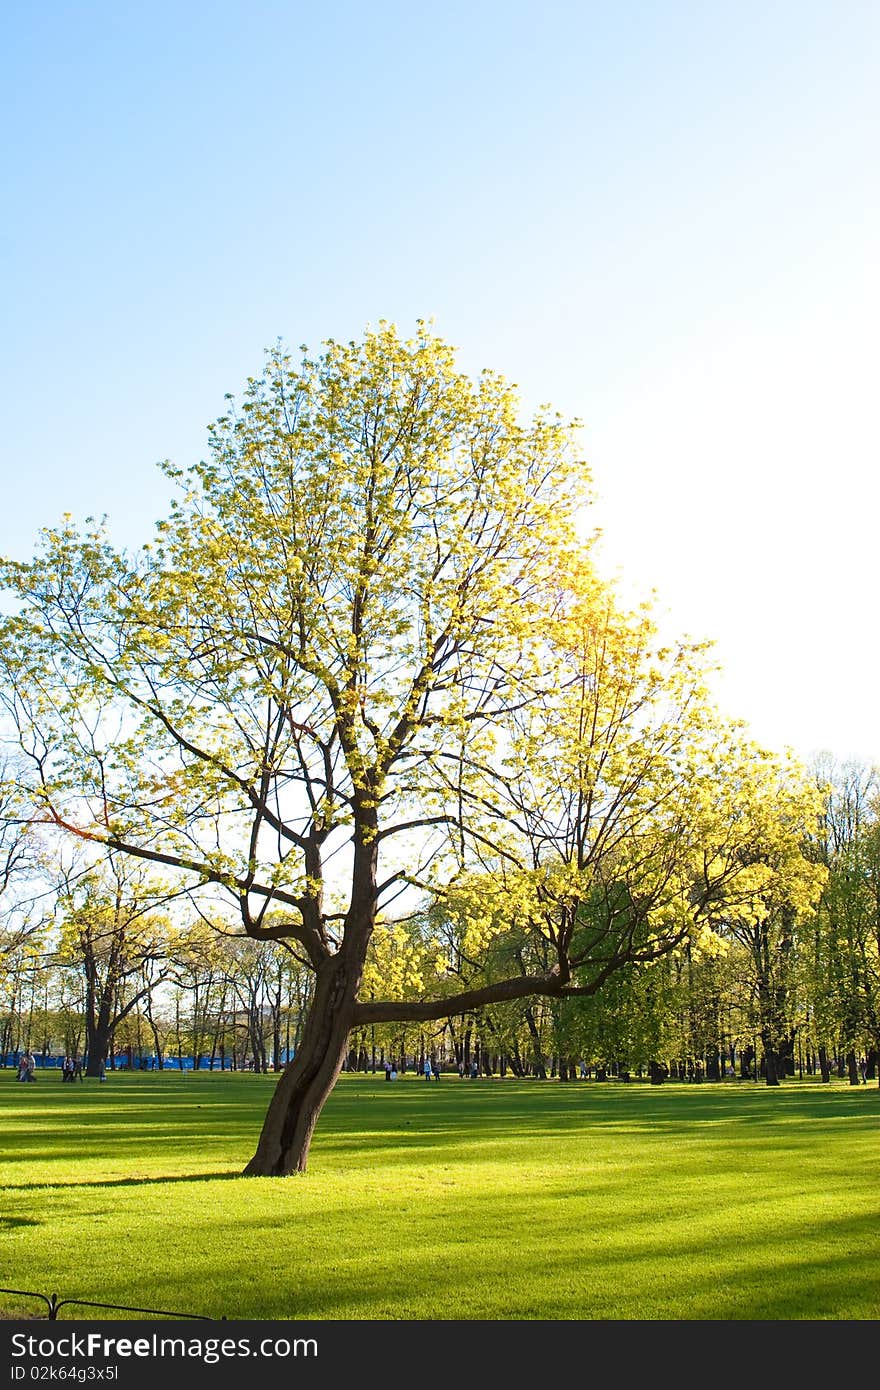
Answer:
[431,1057,440,1081]
[423,1056,432,1082]
[17,1054,28,1083]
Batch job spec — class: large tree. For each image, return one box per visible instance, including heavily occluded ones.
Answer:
[0,324,819,1173]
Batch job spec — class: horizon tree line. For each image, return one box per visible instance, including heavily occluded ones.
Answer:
[3,749,877,1087]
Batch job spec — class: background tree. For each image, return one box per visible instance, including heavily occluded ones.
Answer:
[0,932,49,1062]
[165,920,232,1070]
[0,766,56,1064]
[697,747,826,1085]
[53,855,173,1075]
[0,767,51,968]
[807,758,880,1084]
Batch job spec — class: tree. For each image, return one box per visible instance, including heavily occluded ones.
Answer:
[163,919,230,1070]
[0,766,58,1064]
[807,758,880,1084]
[0,764,50,964]
[0,323,822,1174]
[53,855,173,1075]
[700,747,827,1084]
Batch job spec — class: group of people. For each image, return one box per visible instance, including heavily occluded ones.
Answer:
[16,1052,36,1082]
[12,1052,106,1081]
[382,1056,483,1080]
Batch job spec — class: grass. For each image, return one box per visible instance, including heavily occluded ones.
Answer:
[1,1068,878,1321]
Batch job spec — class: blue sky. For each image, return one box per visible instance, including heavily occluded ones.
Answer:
[3,1,878,767]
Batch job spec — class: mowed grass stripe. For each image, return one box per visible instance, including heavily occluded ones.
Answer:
[1,1071,877,1320]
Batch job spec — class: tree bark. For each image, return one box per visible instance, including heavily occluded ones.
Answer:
[523,1006,547,1079]
[242,956,359,1176]
[85,1019,112,1076]
[778,1031,796,1078]
[761,1029,781,1086]
[85,973,113,1077]
[817,1044,831,1082]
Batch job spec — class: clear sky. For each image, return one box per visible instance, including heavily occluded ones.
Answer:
[3,1,878,769]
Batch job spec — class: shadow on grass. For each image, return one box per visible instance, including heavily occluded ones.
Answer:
[3,1075,878,1173]
[1,1170,242,1190]
[114,1188,880,1322]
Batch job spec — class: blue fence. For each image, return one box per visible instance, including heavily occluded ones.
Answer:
[3,1051,294,1070]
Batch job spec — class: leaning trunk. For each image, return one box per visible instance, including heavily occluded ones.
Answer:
[243,957,358,1176]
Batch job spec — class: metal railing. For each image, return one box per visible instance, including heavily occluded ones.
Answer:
[0,1287,220,1320]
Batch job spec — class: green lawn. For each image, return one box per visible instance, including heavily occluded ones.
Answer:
[1,1069,877,1321]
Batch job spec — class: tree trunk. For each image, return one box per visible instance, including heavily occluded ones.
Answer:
[144,994,164,1069]
[85,974,114,1077]
[85,1017,112,1077]
[761,1030,781,1086]
[845,1050,860,1086]
[523,1007,547,1079]
[243,957,358,1176]
[818,1044,831,1082]
[778,1031,796,1078]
